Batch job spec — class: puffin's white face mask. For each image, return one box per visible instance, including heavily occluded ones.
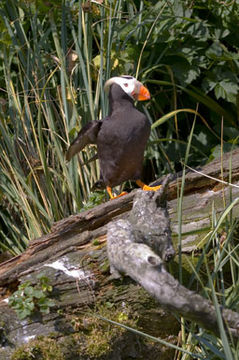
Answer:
[104,76,150,101]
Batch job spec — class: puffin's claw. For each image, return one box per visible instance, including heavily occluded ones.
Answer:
[106,187,128,200]
[136,180,161,192]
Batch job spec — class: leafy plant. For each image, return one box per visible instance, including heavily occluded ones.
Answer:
[8,274,55,320]
[80,191,107,212]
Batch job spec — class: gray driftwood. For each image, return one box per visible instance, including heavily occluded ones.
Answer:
[108,218,239,337]
[107,175,239,338]
[0,149,239,359]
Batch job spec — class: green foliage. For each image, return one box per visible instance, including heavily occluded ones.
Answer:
[80,191,106,212]
[9,274,55,320]
[184,216,239,359]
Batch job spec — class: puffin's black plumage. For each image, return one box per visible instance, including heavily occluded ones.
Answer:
[66,76,160,199]
[65,120,102,161]
[97,84,150,188]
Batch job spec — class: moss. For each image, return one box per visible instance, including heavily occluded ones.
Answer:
[91,238,100,246]
[9,297,180,360]
[10,301,139,360]
[70,303,138,358]
[11,338,64,360]
[83,327,112,357]
[99,259,110,273]
[0,320,9,347]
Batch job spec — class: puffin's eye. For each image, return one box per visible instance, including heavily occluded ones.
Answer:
[124,83,128,87]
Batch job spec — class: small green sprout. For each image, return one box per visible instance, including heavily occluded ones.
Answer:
[80,191,106,211]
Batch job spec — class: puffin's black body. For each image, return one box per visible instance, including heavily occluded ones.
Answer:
[66,83,150,186]
[97,84,150,187]
[66,75,158,198]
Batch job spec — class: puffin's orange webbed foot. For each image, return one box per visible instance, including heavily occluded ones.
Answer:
[106,187,128,200]
[136,180,161,192]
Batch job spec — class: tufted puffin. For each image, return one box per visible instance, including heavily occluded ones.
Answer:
[66,75,161,199]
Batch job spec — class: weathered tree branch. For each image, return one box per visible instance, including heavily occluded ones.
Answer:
[107,176,239,338]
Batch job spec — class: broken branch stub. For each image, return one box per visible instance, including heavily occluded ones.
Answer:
[130,174,175,262]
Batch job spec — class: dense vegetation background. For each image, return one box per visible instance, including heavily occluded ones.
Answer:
[0,0,238,252]
[1,1,239,358]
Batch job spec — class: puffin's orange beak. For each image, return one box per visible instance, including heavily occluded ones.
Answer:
[136,85,150,101]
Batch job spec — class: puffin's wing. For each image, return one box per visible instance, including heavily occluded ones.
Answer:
[66,120,102,161]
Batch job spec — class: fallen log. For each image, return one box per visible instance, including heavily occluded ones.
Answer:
[1,148,239,290]
[0,149,239,359]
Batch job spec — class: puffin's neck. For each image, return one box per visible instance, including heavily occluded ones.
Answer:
[108,84,135,115]
[109,94,135,115]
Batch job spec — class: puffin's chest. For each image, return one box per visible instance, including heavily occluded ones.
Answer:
[98,111,149,146]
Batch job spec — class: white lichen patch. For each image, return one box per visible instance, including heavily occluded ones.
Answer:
[44,257,93,282]
[23,334,36,343]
